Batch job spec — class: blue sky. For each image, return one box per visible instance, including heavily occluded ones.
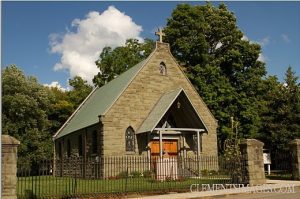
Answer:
[2,1,300,89]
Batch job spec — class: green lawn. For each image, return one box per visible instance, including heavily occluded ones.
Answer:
[17,176,228,198]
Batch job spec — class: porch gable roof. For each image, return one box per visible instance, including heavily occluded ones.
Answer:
[137,88,208,134]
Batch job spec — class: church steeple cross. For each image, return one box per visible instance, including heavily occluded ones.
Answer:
[155,28,165,43]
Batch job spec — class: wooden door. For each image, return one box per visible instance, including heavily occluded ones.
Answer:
[150,140,178,157]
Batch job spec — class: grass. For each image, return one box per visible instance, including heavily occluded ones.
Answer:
[265,170,293,180]
[17,175,228,198]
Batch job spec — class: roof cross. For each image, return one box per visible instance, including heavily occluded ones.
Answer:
[155,28,165,43]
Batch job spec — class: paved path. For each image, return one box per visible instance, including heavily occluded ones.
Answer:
[133,180,300,199]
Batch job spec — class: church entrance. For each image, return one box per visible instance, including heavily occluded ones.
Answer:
[150,139,178,157]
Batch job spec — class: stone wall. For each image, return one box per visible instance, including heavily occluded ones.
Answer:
[239,139,265,185]
[54,124,102,160]
[1,135,20,199]
[102,42,218,157]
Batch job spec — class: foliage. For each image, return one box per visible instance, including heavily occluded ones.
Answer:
[2,65,94,164]
[164,3,267,148]
[47,87,74,134]
[93,38,155,87]
[68,76,93,108]
[116,171,128,179]
[259,67,300,152]
[3,3,300,164]
[143,170,154,178]
[47,76,92,134]
[2,65,53,164]
[130,171,142,178]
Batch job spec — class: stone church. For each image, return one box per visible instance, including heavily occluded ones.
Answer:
[53,30,218,164]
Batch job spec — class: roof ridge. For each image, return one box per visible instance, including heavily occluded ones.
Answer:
[137,88,183,133]
[53,47,156,140]
[101,47,157,115]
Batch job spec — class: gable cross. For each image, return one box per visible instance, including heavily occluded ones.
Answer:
[155,28,165,43]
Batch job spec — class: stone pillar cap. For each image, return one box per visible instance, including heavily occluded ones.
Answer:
[239,139,264,146]
[1,135,20,146]
[289,139,300,145]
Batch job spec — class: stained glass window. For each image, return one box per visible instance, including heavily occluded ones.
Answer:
[125,127,135,152]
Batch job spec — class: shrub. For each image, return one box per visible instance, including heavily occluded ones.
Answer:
[209,170,218,175]
[143,170,153,178]
[201,169,209,176]
[165,176,173,182]
[130,171,142,178]
[116,171,128,178]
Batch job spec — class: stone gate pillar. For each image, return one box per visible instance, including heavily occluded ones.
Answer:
[239,139,265,185]
[1,135,20,199]
[289,139,300,180]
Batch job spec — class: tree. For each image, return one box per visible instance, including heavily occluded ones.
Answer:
[93,38,155,87]
[2,65,53,164]
[47,76,93,135]
[259,67,300,152]
[47,87,74,134]
[68,76,93,108]
[164,3,267,148]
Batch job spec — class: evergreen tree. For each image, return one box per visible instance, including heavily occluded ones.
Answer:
[260,67,300,152]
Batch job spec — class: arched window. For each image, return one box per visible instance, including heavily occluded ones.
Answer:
[159,62,167,75]
[125,127,135,152]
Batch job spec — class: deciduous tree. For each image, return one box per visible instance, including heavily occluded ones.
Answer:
[164,3,267,147]
[93,38,154,87]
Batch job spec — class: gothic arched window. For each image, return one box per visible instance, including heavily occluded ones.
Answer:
[159,62,167,75]
[125,127,135,152]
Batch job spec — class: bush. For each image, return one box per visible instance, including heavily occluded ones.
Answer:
[209,170,218,175]
[143,170,153,178]
[116,171,128,178]
[130,171,142,178]
[201,169,209,176]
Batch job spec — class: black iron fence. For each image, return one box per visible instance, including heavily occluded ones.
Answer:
[265,151,295,180]
[17,155,246,198]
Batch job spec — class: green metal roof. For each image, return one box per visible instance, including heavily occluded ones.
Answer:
[54,59,148,139]
[137,88,183,134]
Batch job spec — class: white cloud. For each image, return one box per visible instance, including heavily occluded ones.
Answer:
[49,6,143,84]
[241,35,249,41]
[258,36,270,47]
[241,35,256,45]
[258,53,268,62]
[44,81,68,92]
[281,34,291,43]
